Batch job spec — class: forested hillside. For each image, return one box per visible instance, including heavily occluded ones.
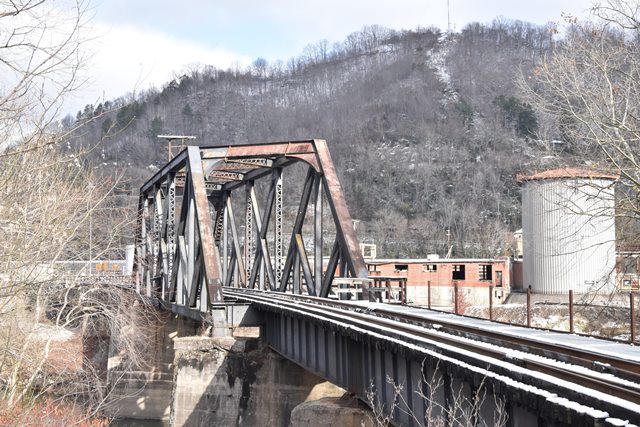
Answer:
[68,20,558,258]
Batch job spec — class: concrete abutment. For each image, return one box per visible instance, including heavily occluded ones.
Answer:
[105,305,366,426]
[171,336,352,426]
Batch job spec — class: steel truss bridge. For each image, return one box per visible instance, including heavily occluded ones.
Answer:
[134,139,368,308]
[133,140,640,426]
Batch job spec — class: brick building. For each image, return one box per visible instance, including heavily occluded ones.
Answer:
[366,257,522,307]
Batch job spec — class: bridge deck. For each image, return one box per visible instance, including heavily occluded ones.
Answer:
[225,288,640,425]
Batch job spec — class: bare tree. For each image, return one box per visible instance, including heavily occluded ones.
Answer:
[593,0,640,29]
[365,361,508,427]
[0,0,91,152]
[0,1,156,422]
[0,138,156,422]
[518,1,640,227]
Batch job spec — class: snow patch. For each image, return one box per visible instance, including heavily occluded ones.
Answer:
[425,34,457,103]
[605,418,632,426]
[32,324,77,341]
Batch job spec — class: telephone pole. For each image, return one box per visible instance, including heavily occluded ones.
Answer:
[157,135,196,160]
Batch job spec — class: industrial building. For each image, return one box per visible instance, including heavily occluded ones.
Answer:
[519,168,618,295]
[366,256,520,306]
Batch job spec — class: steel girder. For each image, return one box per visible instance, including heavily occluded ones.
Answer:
[133,140,369,309]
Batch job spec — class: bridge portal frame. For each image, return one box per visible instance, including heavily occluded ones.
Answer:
[133,140,369,311]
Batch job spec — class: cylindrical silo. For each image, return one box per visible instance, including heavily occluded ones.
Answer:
[519,168,617,294]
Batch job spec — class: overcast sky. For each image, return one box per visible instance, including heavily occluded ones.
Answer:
[67,0,594,115]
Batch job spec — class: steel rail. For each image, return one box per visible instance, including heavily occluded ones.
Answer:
[364,304,640,382]
[224,289,640,411]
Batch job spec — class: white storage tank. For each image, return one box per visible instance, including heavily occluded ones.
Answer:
[519,168,617,294]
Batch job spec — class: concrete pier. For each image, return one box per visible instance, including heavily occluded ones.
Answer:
[171,336,336,426]
[105,308,353,426]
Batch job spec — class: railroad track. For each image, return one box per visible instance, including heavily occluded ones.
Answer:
[224,288,640,422]
[289,294,640,381]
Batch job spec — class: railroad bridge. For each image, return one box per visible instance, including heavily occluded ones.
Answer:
[131,140,640,426]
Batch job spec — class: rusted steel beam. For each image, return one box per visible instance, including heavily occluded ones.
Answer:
[278,168,316,292]
[186,146,224,303]
[244,182,255,285]
[201,143,321,181]
[205,163,264,175]
[320,240,341,297]
[224,193,246,286]
[274,169,283,284]
[170,175,192,301]
[186,178,196,303]
[314,174,323,294]
[295,233,316,296]
[222,158,273,168]
[313,139,368,280]
[141,149,188,193]
[221,192,228,284]
[200,141,317,159]
[212,195,225,246]
[165,174,176,298]
[293,252,301,294]
[173,236,188,303]
[188,249,203,307]
[143,197,153,296]
[208,171,245,181]
[247,183,277,289]
[219,157,297,193]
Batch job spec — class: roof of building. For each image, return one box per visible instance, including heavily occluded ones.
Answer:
[516,167,619,183]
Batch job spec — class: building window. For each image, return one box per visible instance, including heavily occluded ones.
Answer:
[394,264,408,272]
[479,264,492,281]
[367,264,378,272]
[422,264,437,272]
[620,257,640,274]
[620,277,639,290]
[452,264,465,280]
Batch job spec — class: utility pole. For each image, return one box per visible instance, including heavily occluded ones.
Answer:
[157,135,196,160]
[447,0,451,33]
[445,228,452,259]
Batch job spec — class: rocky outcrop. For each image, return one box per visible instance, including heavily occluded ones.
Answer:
[289,395,374,427]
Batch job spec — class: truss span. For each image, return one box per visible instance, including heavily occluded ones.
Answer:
[133,140,370,310]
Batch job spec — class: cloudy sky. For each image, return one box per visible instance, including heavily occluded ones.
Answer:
[67,0,594,114]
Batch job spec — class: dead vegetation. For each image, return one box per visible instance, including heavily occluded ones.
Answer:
[366,361,508,427]
[466,301,636,340]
